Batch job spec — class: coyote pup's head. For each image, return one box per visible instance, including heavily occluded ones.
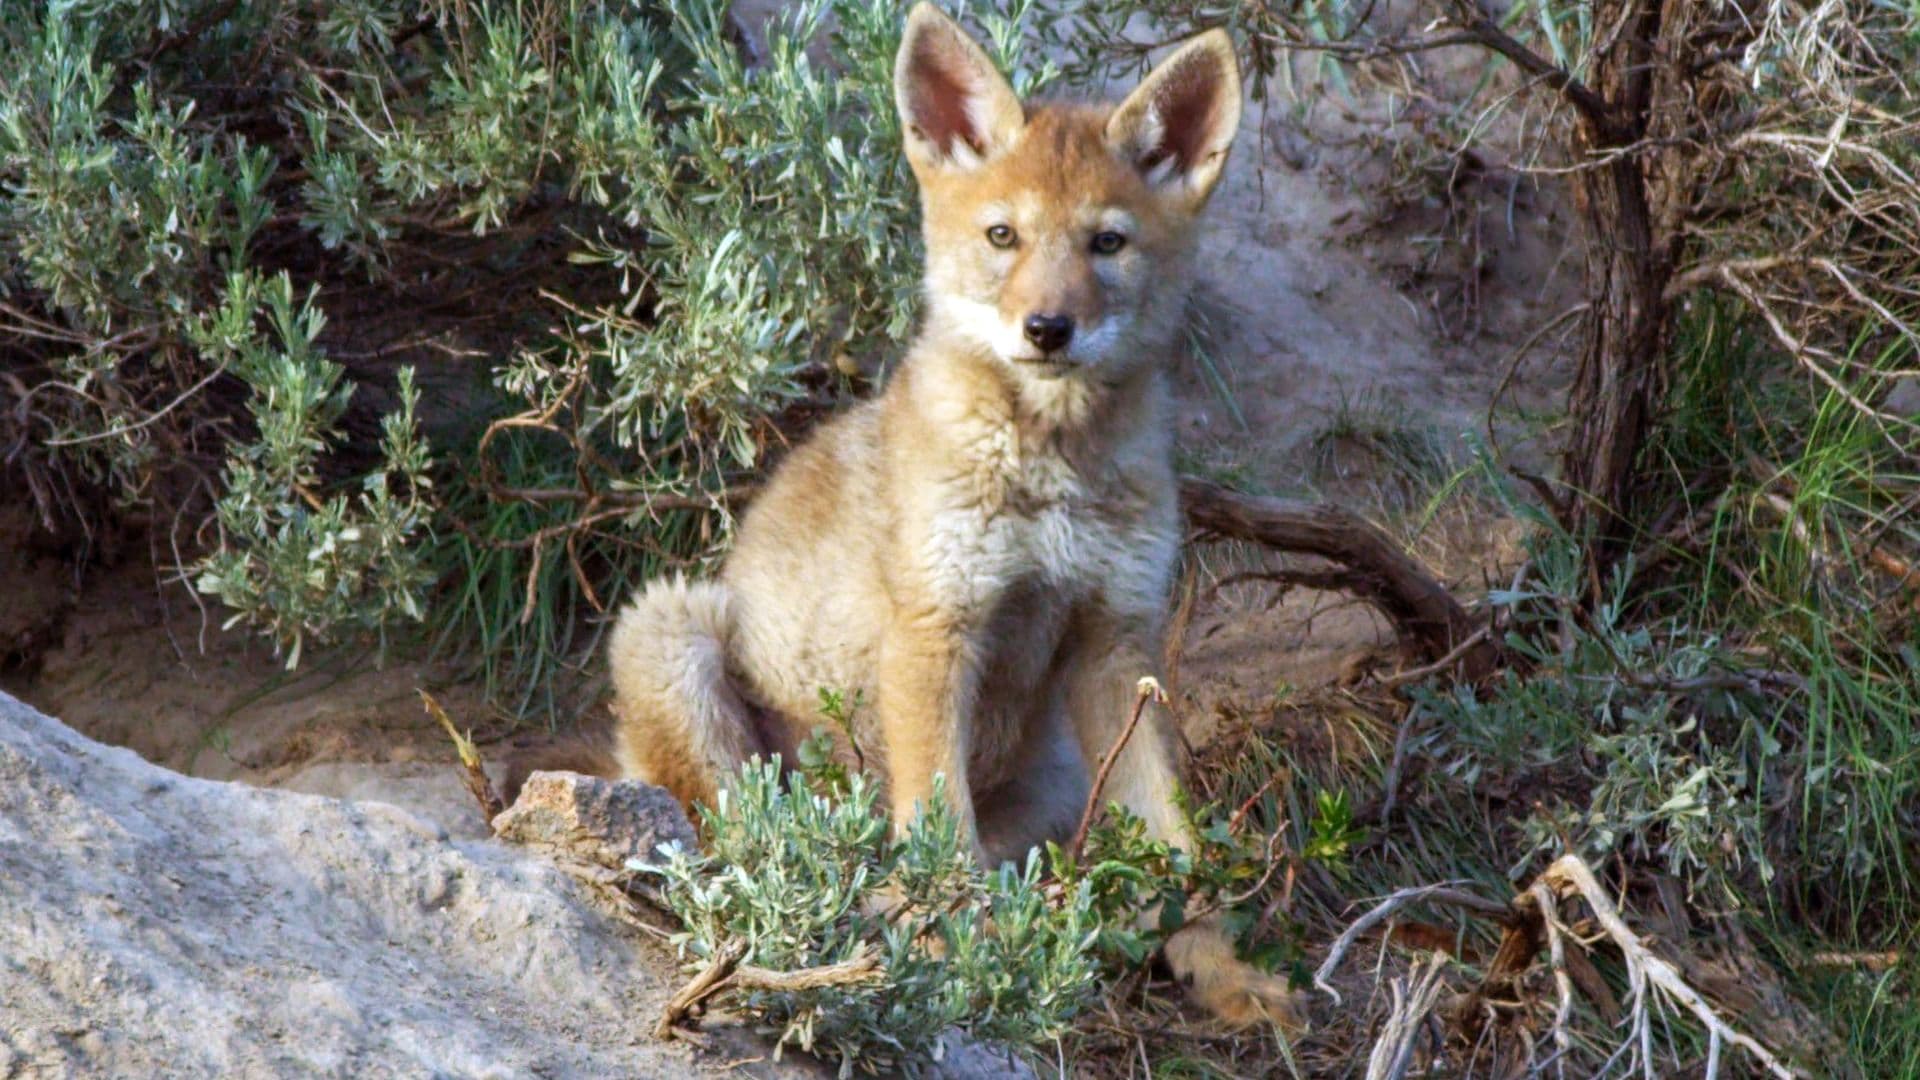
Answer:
[895,3,1241,382]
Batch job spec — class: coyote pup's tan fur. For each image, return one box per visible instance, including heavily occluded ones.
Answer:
[606,3,1297,1026]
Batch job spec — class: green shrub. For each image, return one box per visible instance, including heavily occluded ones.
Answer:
[190,273,436,667]
[1412,541,1779,908]
[646,762,1098,1075]
[643,693,1345,1075]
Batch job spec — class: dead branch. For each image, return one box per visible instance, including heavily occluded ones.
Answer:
[1376,626,1493,691]
[1179,478,1500,678]
[1365,951,1452,1080]
[1447,896,1546,1036]
[657,939,749,1039]
[1314,883,1510,1006]
[1440,0,1617,129]
[1321,856,1800,1076]
[1533,854,1797,1079]
[735,947,885,993]
[656,940,884,1041]
[1529,880,1575,1062]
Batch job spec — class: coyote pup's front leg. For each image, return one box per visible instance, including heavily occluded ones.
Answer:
[875,611,983,857]
[1062,604,1304,1030]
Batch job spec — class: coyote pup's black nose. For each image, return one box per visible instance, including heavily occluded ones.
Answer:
[1022,313,1075,354]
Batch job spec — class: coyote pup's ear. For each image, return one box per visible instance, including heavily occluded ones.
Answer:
[895,3,1024,176]
[1106,29,1243,206]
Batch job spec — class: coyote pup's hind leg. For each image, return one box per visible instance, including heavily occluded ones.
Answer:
[606,577,763,811]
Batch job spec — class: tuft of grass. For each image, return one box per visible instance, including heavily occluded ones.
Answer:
[1182,292,1250,434]
[427,426,713,724]
[1644,302,1920,937]
[1305,387,1459,510]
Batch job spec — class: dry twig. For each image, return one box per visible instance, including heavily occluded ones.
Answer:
[1068,677,1167,860]
[1314,883,1509,1006]
[1364,951,1452,1080]
[1805,950,1901,972]
[655,940,884,1041]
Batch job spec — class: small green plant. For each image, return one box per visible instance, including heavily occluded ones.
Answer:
[647,762,1098,1076]
[795,687,870,795]
[1053,789,1322,985]
[1301,788,1361,875]
[190,272,435,668]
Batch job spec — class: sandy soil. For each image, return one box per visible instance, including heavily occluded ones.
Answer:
[0,558,498,833]
[1172,79,1577,482]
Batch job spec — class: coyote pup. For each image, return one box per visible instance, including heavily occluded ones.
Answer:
[606,3,1295,1026]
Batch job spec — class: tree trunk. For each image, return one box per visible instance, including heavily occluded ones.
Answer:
[1559,149,1669,572]
[1555,0,1702,582]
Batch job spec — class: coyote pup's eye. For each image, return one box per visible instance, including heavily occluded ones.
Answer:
[985,224,1017,249]
[1090,231,1127,255]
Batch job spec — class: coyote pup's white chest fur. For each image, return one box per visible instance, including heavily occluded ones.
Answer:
[919,378,1176,615]
[601,2,1300,1030]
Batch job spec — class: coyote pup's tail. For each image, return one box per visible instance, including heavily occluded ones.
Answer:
[604,576,763,811]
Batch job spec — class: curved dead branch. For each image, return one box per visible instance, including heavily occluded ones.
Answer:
[1178,478,1500,679]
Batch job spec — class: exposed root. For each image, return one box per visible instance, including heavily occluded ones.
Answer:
[1178,478,1501,679]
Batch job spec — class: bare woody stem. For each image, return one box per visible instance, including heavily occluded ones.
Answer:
[656,940,884,1040]
[1068,678,1167,861]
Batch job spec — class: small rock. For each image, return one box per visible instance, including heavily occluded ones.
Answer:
[490,771,696,870]
[933,1032,1037,1080]
[1884,378,1920,420]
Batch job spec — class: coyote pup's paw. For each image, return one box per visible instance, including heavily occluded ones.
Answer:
[1164,921,1307,1031]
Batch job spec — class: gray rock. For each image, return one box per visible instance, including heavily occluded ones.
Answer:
[0,690,779,1078]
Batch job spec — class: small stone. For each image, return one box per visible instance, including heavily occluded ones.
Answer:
[490,771,696,870]
[931,1031,1037,1080]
